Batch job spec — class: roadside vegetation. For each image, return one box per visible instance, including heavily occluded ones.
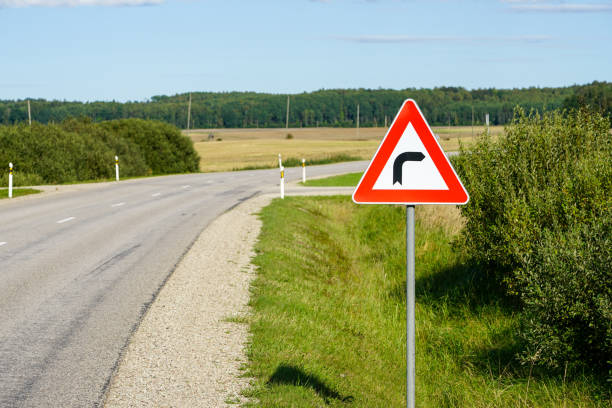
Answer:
[0,188,41,199]
[233,154,362,172]
[301,172,362,187]
[0,118,199,187]
[245,196,606,407]
[245,107,610,406]
[453,107,611,378]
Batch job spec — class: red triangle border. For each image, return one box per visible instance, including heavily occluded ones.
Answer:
[352,99,469,205]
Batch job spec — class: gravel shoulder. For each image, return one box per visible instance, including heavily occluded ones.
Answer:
[103,187,352,407]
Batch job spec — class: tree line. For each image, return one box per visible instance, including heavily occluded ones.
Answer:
[1,82,609,128]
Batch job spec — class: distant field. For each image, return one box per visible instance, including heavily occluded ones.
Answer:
[188,126,503,172]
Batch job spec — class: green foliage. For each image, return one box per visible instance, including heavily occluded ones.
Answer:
[301,172,362,187]
[0,119,199,186]
[232,154,361,171]
[563,81,612,124]
[2,83,598,128]
[247,196,606,406]
[453,108,612,373]
[98,119,200,174]
[284,154,361,167]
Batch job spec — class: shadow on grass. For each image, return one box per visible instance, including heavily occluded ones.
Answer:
[390,260,512,313]
[267,364,354,404]
[390,259,528,379]
[390,260,610,393]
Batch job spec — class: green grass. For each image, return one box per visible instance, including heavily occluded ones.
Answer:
[301,172,362,187]
[0,188,41,199]
[244,196,607,407]
[233,154,362,172]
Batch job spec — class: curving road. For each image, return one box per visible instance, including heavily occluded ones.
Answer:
[0,162,367,408]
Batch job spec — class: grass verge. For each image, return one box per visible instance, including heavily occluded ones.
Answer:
[244,196,606,407]
[0,188,41,199]
[233,154,362,172]
[301,172,362,187]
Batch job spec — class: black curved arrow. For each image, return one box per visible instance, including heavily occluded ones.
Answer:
[393,152,425,185]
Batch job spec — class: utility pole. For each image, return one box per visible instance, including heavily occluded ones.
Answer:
[27,100,31,126]
[471,106,474,138]
[356,103,360,138]
[285,95,290,129]
[186,93,192,134]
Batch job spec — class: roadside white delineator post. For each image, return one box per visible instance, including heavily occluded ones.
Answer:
[278,153,282,169]
[8,162,13,198]
[280,166,285,199]
[115,156,119,182]
[302,158,306,183]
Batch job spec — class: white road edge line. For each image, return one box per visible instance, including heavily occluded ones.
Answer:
[111,202,126,207]
[152,193,161,197]
[56,217,76,224]
[0,242,6,247]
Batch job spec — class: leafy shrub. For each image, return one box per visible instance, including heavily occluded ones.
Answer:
[99,119,199,174]
[453,108,611,373]
[0,118,199,186]
[60,118,149,178]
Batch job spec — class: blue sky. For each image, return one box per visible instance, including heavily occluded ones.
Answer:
[0,0,610,101]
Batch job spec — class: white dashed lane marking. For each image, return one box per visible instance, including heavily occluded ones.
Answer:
[0,242,6,247]
[181,185,191,189]
[56,217,76,224]
[151,193,161,197]
[111,202,126,208]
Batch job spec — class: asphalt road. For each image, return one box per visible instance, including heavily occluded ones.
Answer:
[0,161,367,408]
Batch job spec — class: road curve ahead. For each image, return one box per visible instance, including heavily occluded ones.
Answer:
[0,162,367,408]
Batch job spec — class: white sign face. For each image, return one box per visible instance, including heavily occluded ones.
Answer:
[352,99,469,205]
[372,122,448,191]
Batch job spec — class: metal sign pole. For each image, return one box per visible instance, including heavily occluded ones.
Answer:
[406,205,416,408]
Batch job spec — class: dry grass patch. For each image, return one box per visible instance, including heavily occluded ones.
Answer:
[416,205,465,237]
[189,126,503,172]
[194,139,379,172]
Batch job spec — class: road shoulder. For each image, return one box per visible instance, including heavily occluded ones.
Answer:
[104,194,272,407]
[104,187,353,407]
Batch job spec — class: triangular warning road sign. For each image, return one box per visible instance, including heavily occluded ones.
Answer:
[353,99,469,205]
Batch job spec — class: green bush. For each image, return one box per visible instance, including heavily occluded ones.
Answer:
[453,108,611,373]
[60,118,149,178]
[99,119,199,174]
[0,118,199,186]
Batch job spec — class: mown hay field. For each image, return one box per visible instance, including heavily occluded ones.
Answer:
[188,126,503,172]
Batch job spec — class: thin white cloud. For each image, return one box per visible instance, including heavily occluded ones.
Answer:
[336,35,554,44]
[0,0,163,6]
[502,1,612,12]
[511,4,612,12]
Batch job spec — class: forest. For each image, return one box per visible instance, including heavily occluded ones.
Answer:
[1,81,609,128]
